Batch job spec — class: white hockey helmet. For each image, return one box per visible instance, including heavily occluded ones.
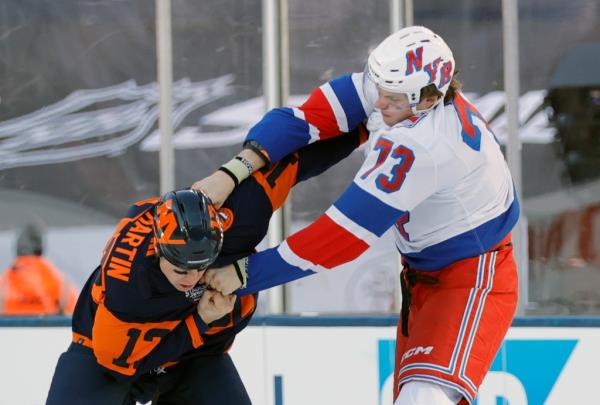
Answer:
[364,26,455,113]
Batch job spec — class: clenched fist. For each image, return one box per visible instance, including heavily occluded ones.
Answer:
[197,289,237,324]
[200,265,242,296]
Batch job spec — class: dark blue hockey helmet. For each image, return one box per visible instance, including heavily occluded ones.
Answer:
[153,189,223,270]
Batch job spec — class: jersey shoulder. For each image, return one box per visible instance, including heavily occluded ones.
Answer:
[124,197,159,219]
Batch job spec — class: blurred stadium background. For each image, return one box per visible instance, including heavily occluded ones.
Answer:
[1,0,599,315]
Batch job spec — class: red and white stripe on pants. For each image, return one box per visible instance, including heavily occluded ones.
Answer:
[394,235,518,404]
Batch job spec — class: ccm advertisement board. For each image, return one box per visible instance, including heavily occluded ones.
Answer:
[0,319,597,404]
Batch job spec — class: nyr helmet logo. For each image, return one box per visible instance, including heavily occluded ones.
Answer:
[405,46,453,89]
[405,47,424,75]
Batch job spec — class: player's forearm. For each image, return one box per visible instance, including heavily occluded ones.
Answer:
[217,146,269,188]
[240,139,270,169]
[236,180,405,295]
[192,146,268,207]
[237,147,268,172]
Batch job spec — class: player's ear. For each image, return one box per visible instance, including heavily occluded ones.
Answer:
[421,95,440,109]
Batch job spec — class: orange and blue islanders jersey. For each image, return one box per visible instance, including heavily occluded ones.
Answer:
[71,127,367,379]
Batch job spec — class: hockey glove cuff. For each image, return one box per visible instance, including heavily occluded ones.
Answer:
[233,257,248,289]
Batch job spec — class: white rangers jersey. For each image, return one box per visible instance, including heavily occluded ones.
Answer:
[359,94,518,269]
[236,73,519,295]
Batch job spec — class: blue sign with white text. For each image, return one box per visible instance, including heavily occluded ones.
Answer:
[377,338,577,405]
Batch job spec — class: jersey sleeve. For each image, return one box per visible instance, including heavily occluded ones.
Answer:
[124,198,159,219]
[91,300,183,378]
[133,293,257,377]
[245,73,370,163]
[91,259,194,378]
[250,123,368,212]
[92,289,257,379]
[236,136,437,295]
[294,123,368,183]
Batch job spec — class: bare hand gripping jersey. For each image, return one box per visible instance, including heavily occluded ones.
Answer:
[71,129,366,379]
[239,73,519,294]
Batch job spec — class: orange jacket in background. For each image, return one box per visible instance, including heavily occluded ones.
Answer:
[0,256,78,316]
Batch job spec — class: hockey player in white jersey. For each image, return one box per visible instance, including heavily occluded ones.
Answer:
[193,26,519,405]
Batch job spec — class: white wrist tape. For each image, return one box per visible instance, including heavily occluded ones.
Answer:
[234,156,254,176]
[219,157,251,186]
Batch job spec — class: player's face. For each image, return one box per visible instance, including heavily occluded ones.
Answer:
[374,88,413,126]
[159,257,206,292]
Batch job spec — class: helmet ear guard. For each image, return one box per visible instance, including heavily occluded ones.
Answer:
[364,26,455,115]
[153,189,223,271]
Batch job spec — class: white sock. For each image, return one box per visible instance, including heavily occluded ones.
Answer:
[394,380,463,405]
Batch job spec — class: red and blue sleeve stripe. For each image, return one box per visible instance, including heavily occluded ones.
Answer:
[333,182,406,237]
[327,74,369,129]
[236,182,404,295]
[245,74,368,163]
